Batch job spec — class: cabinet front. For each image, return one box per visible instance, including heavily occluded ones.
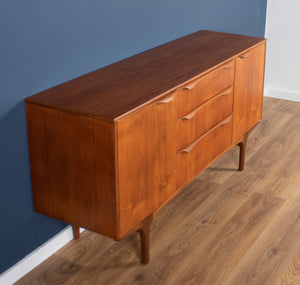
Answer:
[117,94,176,236]
[233,44,266,141]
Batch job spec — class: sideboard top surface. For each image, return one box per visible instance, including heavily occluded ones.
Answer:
[26,30,266,121]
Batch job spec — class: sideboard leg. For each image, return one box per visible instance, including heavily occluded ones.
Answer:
[238,132,249,171]
[138,214,153,264]
[72,225,80,240]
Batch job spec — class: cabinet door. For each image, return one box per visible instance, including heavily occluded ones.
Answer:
[117,94,175,236]
[233,44,266,141]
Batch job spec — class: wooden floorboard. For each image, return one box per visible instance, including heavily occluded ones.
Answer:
[15,97,300,285]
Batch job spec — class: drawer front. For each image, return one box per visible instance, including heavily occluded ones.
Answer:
[176,115,233,190]
[176,86,233,152]
[177,60,235,117]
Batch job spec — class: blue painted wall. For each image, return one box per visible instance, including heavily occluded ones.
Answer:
[0,0,267,274]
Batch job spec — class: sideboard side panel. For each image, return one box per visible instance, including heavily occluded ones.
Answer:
[117,94,176,237]
[26,104,118,238]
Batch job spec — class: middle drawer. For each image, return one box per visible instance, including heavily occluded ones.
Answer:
[176,86,233,152]
[176,60,235,117]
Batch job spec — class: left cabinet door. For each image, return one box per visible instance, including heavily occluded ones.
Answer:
[117,94,176,237]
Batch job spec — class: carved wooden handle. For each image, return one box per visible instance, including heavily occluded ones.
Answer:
[156,95,173,104]
[217,115,232,126]
[221,63,235,69]
[183,63,234,91]
[181,140,198,153]
[239,52,250,59]
[181,87,232,121]
[181,108,199,120]
[180,115,232,154]
[183,80,199,91]
[216,86,233,97]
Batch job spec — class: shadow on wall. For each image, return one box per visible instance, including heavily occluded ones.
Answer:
[0,102,67,274]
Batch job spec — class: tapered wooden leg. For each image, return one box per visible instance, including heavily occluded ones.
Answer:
[72,225,80,240]
[138,214,153,264]
[238,132,249,171]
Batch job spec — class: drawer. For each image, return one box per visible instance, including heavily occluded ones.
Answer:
[176,86,233,152]
[176,115,233,190]
[176,60,235,117]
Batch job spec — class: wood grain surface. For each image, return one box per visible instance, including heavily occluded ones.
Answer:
[18,97,299,284]
[25,30,265,121]
[176,115,233,189]
[117,94,175,237]
[176,60,234,117]
[176,86,233,151]
[233,44,266,141]
[26,104,118,239]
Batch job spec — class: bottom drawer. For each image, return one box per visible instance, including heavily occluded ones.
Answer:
[176,115,233,190]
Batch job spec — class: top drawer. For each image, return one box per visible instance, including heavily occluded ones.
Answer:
[176,60,235,117]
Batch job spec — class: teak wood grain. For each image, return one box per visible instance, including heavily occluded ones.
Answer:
[176,86,233,151]
[25,30,265,121]
[25,30,266,264]
[176,115,233,189]
[18,98,300,285]
[26,104,118,238]
[117,94,175,237]
[176,60,234,117]
[233,43,266,141]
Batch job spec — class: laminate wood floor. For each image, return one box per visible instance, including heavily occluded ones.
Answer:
[16,97,300,285]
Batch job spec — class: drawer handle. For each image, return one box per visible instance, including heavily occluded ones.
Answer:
[181,140,198,153]
[180,115,232,154]
[156,95,173,104]
[181,108,199,120]
[182,63,234,91]
[180,87,232,121]
[221,63,235,69]
[239,52,250,59]
[217,115,232,126]
[215,86,233,97]
[183,80,199,91]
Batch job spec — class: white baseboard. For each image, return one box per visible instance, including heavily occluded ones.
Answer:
[264,88,300,102]
[0,226,84,285]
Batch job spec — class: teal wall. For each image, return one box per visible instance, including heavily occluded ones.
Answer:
[0,0,267,274]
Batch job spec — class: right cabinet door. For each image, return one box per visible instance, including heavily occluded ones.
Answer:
[233,43,266,141]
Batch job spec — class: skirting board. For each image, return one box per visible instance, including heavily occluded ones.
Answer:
[264,88,300,102]
[0,226,84,285]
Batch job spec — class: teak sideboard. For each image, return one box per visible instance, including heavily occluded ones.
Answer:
[25,30,266,264]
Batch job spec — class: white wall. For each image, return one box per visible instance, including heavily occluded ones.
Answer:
[264,0,300,102]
